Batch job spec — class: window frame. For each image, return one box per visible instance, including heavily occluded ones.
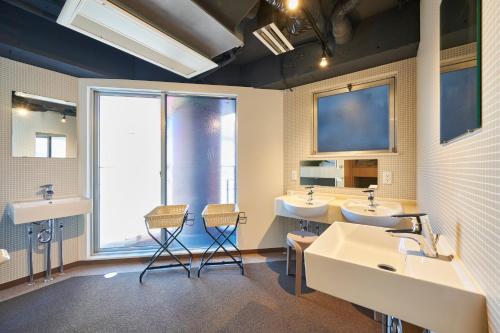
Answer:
[35,132,67,158]
[312,77,396,156]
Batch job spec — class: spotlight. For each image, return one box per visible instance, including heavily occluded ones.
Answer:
[319,56,328,68]
[61,114,67,123]
[287,0,299,10]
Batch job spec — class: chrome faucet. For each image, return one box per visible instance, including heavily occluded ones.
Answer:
[386,213,441,259]
[305,186,314,205]
[40,184,54,200]
[362,184,378,208]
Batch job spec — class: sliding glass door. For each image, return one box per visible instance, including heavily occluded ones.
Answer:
[166,95,236,250]
[94,91,236,253]
[95,93,162,251]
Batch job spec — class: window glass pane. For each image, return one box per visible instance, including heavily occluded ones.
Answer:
[166,95,236,250]
[35,136,49,157]
[317,84,390,152]
[98,95,162,250]
[440,66,478,142]
[51,136,67,158]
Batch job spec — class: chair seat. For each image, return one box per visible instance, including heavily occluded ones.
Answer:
[287,230,318,249]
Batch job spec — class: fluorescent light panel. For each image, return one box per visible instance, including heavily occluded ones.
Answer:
[57,0,218,78]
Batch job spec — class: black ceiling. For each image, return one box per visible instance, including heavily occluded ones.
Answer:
[0,0,423,89]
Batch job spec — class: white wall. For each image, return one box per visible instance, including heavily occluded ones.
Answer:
[417,1,500,331]
[0,57,82,285]
[78,79,284,256]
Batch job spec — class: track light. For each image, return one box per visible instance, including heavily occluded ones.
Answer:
[287,0,299,10]
[319,49,328,68]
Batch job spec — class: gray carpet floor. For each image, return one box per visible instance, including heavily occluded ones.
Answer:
[0,261,379,333]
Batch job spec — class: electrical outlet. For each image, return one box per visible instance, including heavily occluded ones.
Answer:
[382,171,392,185]
[291,169,297,181]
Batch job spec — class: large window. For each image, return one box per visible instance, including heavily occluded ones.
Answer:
[93,92,237,253]
[313,78,395,154]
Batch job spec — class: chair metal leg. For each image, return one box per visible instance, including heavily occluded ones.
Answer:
[198,219,243,277]
[295,246,303,296]
[140,216,193,283]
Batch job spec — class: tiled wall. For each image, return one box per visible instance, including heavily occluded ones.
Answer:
[417,1,500,331]
[0,57,82,285]
[284,58,417,200]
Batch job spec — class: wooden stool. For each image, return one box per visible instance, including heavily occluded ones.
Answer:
[286,230,318,296]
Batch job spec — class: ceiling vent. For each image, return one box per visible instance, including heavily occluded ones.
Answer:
[57,0,218,78]
[253,22,294,55]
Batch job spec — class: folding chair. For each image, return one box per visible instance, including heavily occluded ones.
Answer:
[139,205,193,283]
[197,204,247,277]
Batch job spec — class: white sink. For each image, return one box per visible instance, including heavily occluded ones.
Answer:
[341,199,403,227]
[305,222,487,333]
[282,195,330,218]
[0,249,10,265]
[7,196,91,224]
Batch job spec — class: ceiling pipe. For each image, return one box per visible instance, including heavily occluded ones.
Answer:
[331,0,359,45]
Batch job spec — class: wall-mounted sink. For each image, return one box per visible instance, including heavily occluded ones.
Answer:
[305,222,487,333]
[282,195,330,218]
[341,199,403,227]
[7,196,91,224]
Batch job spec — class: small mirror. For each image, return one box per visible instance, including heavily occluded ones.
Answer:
[300,159,378,188]
[12,91,77,158]
[440,0,481,143]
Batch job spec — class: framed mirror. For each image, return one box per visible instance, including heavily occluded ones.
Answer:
[11,91,77,158]
[440,0,481,144]
[300,159,378,188]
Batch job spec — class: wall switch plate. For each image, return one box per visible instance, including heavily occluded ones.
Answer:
[291,169,297,181]
[382,171,392,185]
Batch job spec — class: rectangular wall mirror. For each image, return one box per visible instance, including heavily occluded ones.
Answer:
[11,91,77,158]
[300,159,378,188]
[440,0,481,143]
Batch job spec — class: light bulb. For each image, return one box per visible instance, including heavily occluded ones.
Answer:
[287,0,299,10]
[61,115,67,123]
[319,56,328,68]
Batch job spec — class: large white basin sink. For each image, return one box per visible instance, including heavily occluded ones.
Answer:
[282,195,330,218]
[341,199,403,227]
[305,222,487,333]
[7,196,91,224]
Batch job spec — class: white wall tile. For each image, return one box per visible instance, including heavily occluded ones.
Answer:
[0,57,81,284]
[418,1,500,331]
[284,58,417,200]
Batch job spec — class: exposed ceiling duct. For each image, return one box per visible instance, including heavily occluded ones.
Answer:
[264,0,311,36]
[331,0,359,45]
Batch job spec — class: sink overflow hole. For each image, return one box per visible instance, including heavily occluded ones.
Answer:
[377,264,396,272]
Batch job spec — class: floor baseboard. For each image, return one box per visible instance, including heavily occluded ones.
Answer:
[0,247,285,290]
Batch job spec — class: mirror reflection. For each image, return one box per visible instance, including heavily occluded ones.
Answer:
[440,0,481,143]
[300,159,378,188]
[11,91,77,158]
